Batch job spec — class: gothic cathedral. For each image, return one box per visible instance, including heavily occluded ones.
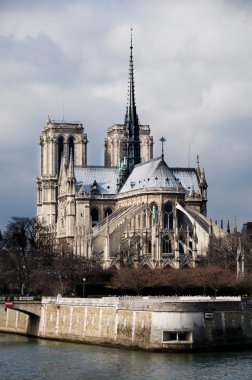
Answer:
[36,35,225,269]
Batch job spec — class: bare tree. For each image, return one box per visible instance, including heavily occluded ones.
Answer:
[208,233,238,271]
[2,217,58,295]
[236,274,252,296]
[3,217,37,294]
[156,268,196,295]
[193,266,235,296]
[108,267,154,295]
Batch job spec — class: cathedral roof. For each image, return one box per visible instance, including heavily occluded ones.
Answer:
[74,160,201,196]
[75,166,118,194]
[172,168,200,194]
[119,157,185,193]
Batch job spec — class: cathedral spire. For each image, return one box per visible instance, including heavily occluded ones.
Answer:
[124,28,141,175]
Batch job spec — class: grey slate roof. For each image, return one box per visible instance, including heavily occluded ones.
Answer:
[119,157,185,193]
[75,166,119,194]
[172,168,200,194]
[74,159,200,196]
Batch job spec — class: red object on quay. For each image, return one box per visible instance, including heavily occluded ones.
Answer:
[4,301,13,307]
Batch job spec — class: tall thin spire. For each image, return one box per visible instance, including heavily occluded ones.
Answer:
[124,28,141,176]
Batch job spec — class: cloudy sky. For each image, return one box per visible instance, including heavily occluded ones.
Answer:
[0,0,251,232]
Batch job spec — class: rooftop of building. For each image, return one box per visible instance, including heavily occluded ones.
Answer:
[120,157,191,194]
[74,157,201,196]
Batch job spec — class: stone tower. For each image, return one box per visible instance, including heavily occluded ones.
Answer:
[36,119,87,226]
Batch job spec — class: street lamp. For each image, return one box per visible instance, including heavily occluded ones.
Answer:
[82,278,86,298]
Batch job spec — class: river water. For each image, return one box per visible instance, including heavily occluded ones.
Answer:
[1,333,252,380]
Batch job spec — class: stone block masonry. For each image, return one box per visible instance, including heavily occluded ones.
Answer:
[1,296,252,351]
[40,296,153,349]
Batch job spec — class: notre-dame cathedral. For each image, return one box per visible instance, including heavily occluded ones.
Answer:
[36,35,225,269]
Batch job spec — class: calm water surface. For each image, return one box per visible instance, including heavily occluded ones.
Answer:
[0,333,252,379]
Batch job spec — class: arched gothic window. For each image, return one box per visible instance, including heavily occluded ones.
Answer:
[91,208,99,227]
[68,136,74,164]
[150,202,158,226]
[148,239,152,254]
[58,136,64,174]
[163,202,173,229]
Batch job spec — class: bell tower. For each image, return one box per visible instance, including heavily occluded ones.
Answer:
[36,118,87,226]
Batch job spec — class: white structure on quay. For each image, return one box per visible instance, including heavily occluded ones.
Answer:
[36,35,225,268]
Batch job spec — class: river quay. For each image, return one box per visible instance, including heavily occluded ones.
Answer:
[1,296,252,352]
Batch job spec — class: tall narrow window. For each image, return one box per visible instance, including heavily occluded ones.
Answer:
[164,203,173,229]
[58,137,64,174]
[68,136,74,164]
[143,209,147,228]
[91,208,99,227]
[148,239,152,254]
[150,202,158,226]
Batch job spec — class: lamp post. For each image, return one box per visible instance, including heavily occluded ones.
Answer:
[82,277,86,298]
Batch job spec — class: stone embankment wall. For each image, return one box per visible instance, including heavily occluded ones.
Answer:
[1,296,252,351]
[0,307,28,334]
[40,296,152,349]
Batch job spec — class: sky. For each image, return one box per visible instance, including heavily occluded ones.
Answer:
[0,0,252,232]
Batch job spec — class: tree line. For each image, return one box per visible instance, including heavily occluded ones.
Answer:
[0,217,100,296]
[0,217,252,297]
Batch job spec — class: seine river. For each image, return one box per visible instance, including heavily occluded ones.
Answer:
[1,333,252,380]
